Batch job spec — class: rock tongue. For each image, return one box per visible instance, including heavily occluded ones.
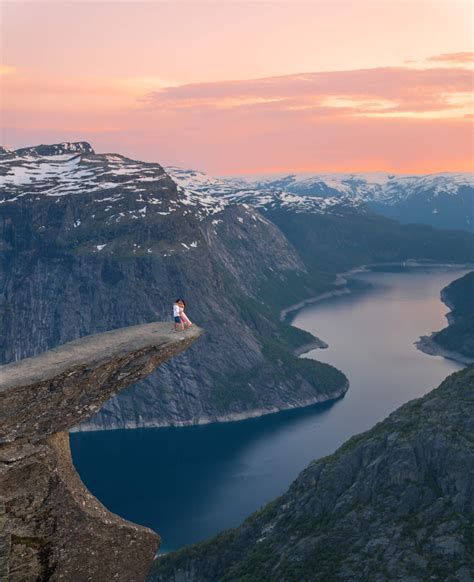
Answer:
[15,141,95,156]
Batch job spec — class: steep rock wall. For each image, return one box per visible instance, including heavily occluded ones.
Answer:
[0,323,202,581]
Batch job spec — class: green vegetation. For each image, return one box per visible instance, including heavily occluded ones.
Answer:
[209,273,347,413]
[267,209,474,276]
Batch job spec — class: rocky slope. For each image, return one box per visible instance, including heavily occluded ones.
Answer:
[149,365,474,582]
[0,142,348,430]
[418,271,474,362]
[0,323,201,582]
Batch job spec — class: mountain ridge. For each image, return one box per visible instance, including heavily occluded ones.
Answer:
[167,166,474,231]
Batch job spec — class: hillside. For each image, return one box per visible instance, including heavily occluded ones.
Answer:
[149,365,474,582]
[423,271,474,361]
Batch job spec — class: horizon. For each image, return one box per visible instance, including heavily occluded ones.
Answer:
[3,139,473,178]
[1,0,473,174]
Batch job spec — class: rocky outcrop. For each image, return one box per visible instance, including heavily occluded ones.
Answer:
[0,323,202,581]
[417,271,474,364]
[149,366,474,581]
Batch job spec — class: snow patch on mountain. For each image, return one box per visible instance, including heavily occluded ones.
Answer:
[166,166,474,219]
[1,143,472,227]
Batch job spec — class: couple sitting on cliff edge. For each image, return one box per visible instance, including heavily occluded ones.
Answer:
[173,299,193,331]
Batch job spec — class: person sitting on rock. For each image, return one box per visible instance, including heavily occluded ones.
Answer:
[178,299,192,328]
[173,299,184,331]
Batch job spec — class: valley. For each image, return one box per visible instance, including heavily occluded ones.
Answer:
[71,266,467,554]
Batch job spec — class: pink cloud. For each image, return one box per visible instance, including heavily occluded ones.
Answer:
[428,52,474,63]
[144,65,473,117]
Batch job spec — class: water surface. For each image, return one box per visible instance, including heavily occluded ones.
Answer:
[71,266,468,552]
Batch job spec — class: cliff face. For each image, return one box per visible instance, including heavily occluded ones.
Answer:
[0,323,202,581]
[150,366,474,582]
[0,144,348,430]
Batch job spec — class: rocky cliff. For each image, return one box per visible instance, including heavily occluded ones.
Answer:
[0,143,349,430]
[149,366,474,582]
[0,322,201,581]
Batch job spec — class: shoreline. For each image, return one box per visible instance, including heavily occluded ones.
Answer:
[285,262,474,362]
[280,261,474,324]
[415,334,474,366]
[279,265,368,322]
[71,380,349,434]
[293,338,328,356]
[414,274,474,366]
[73,262,473,434]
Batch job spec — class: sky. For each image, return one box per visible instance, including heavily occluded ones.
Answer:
[1,1,473,174]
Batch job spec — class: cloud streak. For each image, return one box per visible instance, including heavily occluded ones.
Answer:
[428,52,474,64]
[144,64,473,120]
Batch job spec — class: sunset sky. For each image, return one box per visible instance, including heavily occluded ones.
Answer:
[1,0,473,174]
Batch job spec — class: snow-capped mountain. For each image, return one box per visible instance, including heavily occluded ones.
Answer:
[0,143,226,221]
[166,167,474,230]
[1,142,472,230]
[166,166,366,215]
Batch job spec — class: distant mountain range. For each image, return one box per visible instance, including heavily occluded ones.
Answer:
[167,167,474,231]
[1,142,473,431]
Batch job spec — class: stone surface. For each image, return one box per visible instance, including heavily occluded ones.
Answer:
[0,322,202,444]
[149,366,474,582]
[0,323,202,581]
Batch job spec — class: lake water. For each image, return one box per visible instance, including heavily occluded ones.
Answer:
[70,266,468,553]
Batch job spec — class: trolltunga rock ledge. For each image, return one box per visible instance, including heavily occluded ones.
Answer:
[0,322,202,444]
[0,322,202,581]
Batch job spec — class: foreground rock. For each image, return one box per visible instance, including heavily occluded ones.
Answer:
[150,366,474,581]
[0,323,202,581]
